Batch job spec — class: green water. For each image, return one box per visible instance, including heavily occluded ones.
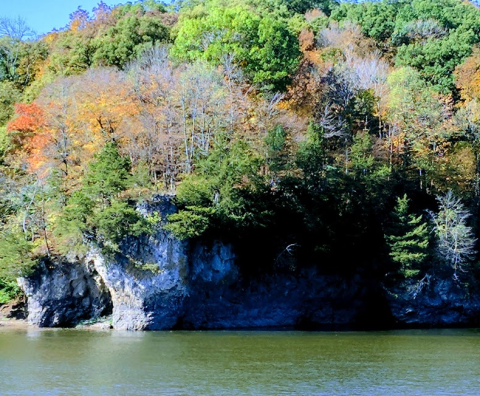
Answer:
[1,328,480,395]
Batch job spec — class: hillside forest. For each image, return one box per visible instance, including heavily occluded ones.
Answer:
[1,0,480,302]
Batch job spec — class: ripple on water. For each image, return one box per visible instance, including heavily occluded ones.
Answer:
[1,329,480,396]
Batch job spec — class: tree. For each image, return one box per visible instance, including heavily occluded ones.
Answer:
[455,47,480,102]
[281,0,338,15]
[396,30,477,93]
[46,2,172,75]
[0,17,36,41]
[453,100,480,196]
[0,81,21,126]
[350,131,374,177]
[55,141,153,254]
[385,67,453,189]
[92,15,170,68]
[82,141,132,207]
[385,194,429,277]
[296,121,326,188]
[126,52,259,188]
[0,230,37,281]
[6,102,47,170]
[265,125,291,175]
[429,191,477,279]
[0,278,20,303]
[330,1,398,42]
[331,0,480,94]
[0,177,45,281]
[52,190,92,257]
[7,103,45,135]
[0,36,47,89]
[171,1,301,90]
[93,200,152,243]
[126,48,182,188]
[166,136,272,239]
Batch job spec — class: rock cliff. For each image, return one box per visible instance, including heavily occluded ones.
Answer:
[17,196,480,330]
[386,276,480,327]
[18,260,111,327]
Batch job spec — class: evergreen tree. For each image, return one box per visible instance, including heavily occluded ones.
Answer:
[350,131,374,177]
[296,122,326,189]
[83,141,132,207]
[166,137,271,239]
[54,142,152,255]
[385,194,429,277]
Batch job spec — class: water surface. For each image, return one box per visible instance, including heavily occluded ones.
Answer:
[1,328,479,395]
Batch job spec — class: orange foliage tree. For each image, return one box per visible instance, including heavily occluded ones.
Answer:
[455,47,480,102]
[6,103,50,174]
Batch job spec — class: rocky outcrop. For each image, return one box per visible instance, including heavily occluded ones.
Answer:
[88,241,384,331]
[183,266,384,330]
[83,195,386,330]
[17,195,480,330]
[87,234,190,331]
[18,261,111,327]
[19,238,385,329]
[386,277,480,327]
[85,196,190,330]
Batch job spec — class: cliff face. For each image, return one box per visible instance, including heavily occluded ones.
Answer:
[18,260,111,327]
[386,277,480,327]
[22,247,381,330]
[82,197,382,330]
[87,231,190,331]
[17,196,480,330]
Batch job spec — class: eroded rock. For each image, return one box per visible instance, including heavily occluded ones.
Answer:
[20,195,480,330]
[18,261,111,327]
[387,277,480,327]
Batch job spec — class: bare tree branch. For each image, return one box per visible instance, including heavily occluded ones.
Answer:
[0,16,36,41]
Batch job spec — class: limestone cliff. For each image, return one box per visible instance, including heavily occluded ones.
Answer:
[18,260,111,327]
[17,195,480,330]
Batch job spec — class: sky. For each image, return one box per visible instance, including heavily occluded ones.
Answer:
[0,0,123,36]
[2,0,478,37]
[0,0,368,36]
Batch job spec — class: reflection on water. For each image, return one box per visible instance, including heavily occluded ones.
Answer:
[1,328,480,395]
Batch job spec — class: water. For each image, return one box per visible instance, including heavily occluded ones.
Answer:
[1,328,480,396]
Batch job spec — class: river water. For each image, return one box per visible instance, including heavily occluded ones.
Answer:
[1,328,480,395]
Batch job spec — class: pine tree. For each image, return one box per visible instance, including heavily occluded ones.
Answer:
[83,141,132,207]
[385,194,429,277]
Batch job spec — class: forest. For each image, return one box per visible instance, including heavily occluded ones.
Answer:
[1,0,480,303]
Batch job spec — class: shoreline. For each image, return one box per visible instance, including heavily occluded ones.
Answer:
[0,318,29,329]
[0,318,113,331]
[1,317,480,332]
